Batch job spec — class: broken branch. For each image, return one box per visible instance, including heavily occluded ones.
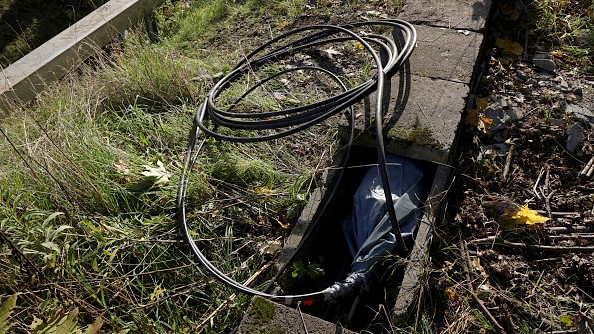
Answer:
[502,143,515,181]
[469,236,594,253]
[460,241,507,334]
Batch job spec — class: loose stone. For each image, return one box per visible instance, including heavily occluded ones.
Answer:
[533,52,556,72]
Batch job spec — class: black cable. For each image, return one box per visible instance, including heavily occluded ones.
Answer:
[177,19,417,305]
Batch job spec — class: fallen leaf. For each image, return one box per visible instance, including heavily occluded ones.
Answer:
[478,117,493,134]
[254,185,275,195]
[496,37,524,56]
[511,205,550,225]
[31,308,80,333]
[481,117,494,127]
[272,92,286,100]
[114,159,131,175]
[258,240,282,255]
[141,160,171,186]
[353,41,364,50]
[476,284,491,300]
[321,47,343,59]
[471,257,489,279]
[84,316,104,334]
[445,287,459,301]
[0,294,17,334]
[559,314,574,328]
[552,49,572,62]
[150,285,167,301]
[481,160,501,174]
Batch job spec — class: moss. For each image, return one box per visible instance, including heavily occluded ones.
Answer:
[387,127,441,147]
[243,297,285,334]
[249,297,276,323]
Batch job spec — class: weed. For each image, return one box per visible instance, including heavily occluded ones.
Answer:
[0,0,399,331]
[530,0,594,67]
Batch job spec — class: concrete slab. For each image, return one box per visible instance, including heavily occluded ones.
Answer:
[404,25,483,84]
[337,24,481,163]
[277,186,325,269]
[237,296,356,334]
[0,0,163,116]
[340,74,469,164]
[399,0,492,32]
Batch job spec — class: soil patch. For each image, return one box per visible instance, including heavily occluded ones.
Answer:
[432,1,594,332]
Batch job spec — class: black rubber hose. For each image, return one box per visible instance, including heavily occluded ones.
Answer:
[177,19,417,305]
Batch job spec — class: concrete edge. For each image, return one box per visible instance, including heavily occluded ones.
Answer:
[0,0,164,116]
[392,164,454,323]
[237,296,357,334]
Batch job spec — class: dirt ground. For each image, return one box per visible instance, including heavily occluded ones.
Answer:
[430,2,594,333]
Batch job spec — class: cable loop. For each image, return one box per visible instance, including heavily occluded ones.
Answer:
[178,19,417,305]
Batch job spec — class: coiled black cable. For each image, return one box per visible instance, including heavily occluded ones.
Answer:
[177,19,417,305]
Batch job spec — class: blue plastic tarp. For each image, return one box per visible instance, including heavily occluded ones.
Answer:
[343,154,426,275]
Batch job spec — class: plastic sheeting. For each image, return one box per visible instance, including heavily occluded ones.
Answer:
[343,154,427,278]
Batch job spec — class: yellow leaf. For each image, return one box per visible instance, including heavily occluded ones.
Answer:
[495,38,524,56]
[511,205,550,225]
[84,316,103,334]
[353,41,364,50]
[0,294,18,334]
[254,185,274,195]
[445,287,459,301]
[481,160,501,174]
[559,314,574,328]
[480,117,493,126]
[150,285,166,301]
[479,117,493,134]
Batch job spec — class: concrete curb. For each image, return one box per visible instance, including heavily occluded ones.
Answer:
[390,0,491,323]
[0,0,163,116]
[237,297,357,334]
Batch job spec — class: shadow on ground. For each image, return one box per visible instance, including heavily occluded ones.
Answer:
[0,0,108,67]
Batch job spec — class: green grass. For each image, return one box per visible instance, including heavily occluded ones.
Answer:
[0,0,347,332]
[530,0,594,70]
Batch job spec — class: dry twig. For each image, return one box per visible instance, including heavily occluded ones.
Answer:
[533,167,545,200]
[460,241,507,334]
[581,157,594,177]
[469,236,594,253]
[193,260,275,332]
[502,143,515,181]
